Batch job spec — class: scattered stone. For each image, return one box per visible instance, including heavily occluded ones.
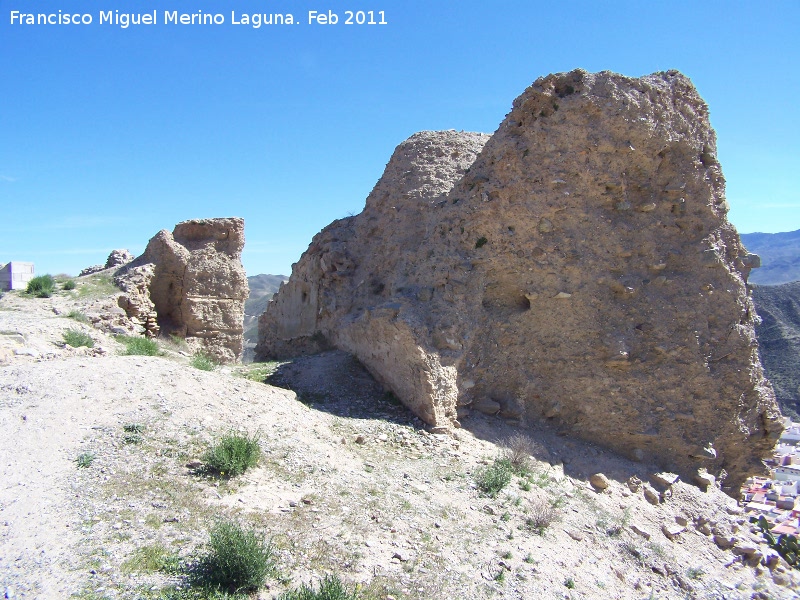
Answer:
[589,473,610,490]
[651,472,680,488]
[630,524,652,540]
[662,524,685,540]
[714,535,736,550]
[643,484,660,505]
[355,435,366,444]
[565,529,584,541]
[627,476,642,492]
[473,398,502,415]
[694,470,715,489]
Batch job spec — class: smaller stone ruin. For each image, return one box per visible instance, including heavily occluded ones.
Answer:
[116,218,249,363]
[78,249,134,276]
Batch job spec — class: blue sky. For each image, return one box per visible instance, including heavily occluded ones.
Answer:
[1,1,798,277]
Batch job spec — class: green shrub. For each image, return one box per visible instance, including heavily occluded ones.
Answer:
[191,353,217,371]
[475,236,488,249]
[75,452,95,468]
[66,310,89,323]
[189,520,275,593]
[279,574,360,600]
[63,328,94,348]
[475,458,513,497]
[62,279,76,290]
[118,335,159,356]
[203,432,261,478]
[26,274,56,298]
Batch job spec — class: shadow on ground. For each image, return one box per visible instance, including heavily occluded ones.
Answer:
[262,350,420,427]
[257,350,679,491]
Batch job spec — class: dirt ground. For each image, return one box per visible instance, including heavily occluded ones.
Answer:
[0,282,798,599]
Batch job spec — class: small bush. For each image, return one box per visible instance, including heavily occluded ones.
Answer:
[118,335,159,356]
[191,353,217,371]
[279,574,360,600]
[203,432,261,478]
[475,457,513,497]
[564,577,575,589]
[62,279,76,290]
[686,567,704,580]
[475,236,488,249]
[190,520,275,593]
[525,496,559,534]
[26,274,55,298]
[75,452,95,468]
[502,434,537,476]
[66,310,89,323]
[63,328,94,348]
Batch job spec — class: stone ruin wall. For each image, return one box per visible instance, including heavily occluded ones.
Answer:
[257,70,783,490]
[116,217,249,363]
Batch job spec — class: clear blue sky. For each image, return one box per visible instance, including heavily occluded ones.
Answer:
[1,1,798,277]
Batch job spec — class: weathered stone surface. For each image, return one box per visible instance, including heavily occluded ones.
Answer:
[662,524,686,540]
[105,249,134,270]
[116,218,248,363]
[79,249,135,277]
[256,69,782,490]
[589,473,610,490]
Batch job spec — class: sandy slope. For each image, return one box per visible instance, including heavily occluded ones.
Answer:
[0,287,798,599]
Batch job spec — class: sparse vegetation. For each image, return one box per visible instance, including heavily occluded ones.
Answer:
[67,310,89,323]
[190,352,217,371]
[279,574,360,600]
[188,520,275,594]
[752,514,800,569]
[475,236,488,249]
[118,335,160,356]
[77,273,119,298]
[502,434,537,476]
[475,457,513,497]
[26,274,56,298]
[564,577,575,589]
[75,452,96,468]
[686,566,704,580]
[121,543,181,574]
[202,432,261,478]
[62,279,77,290]
[63,328,94,348]
[524,496,559,534]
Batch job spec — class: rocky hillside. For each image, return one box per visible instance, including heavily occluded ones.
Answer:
[244,274,289,343]
[0,282,797,598]
[741,229,800,285]
[753,281,800,420]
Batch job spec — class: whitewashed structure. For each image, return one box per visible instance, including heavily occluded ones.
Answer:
[0,262,34,291]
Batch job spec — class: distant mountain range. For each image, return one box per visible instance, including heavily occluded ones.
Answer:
[753,281,800,420]
[244,274,288,344]
[741,229,800,285]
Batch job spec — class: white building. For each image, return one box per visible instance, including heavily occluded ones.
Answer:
[781,421,800,446]
[0,262,35,291]
[774,464,800,483]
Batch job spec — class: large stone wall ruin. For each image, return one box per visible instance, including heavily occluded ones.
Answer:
[256,70,783,489]
[117,218,248,363]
